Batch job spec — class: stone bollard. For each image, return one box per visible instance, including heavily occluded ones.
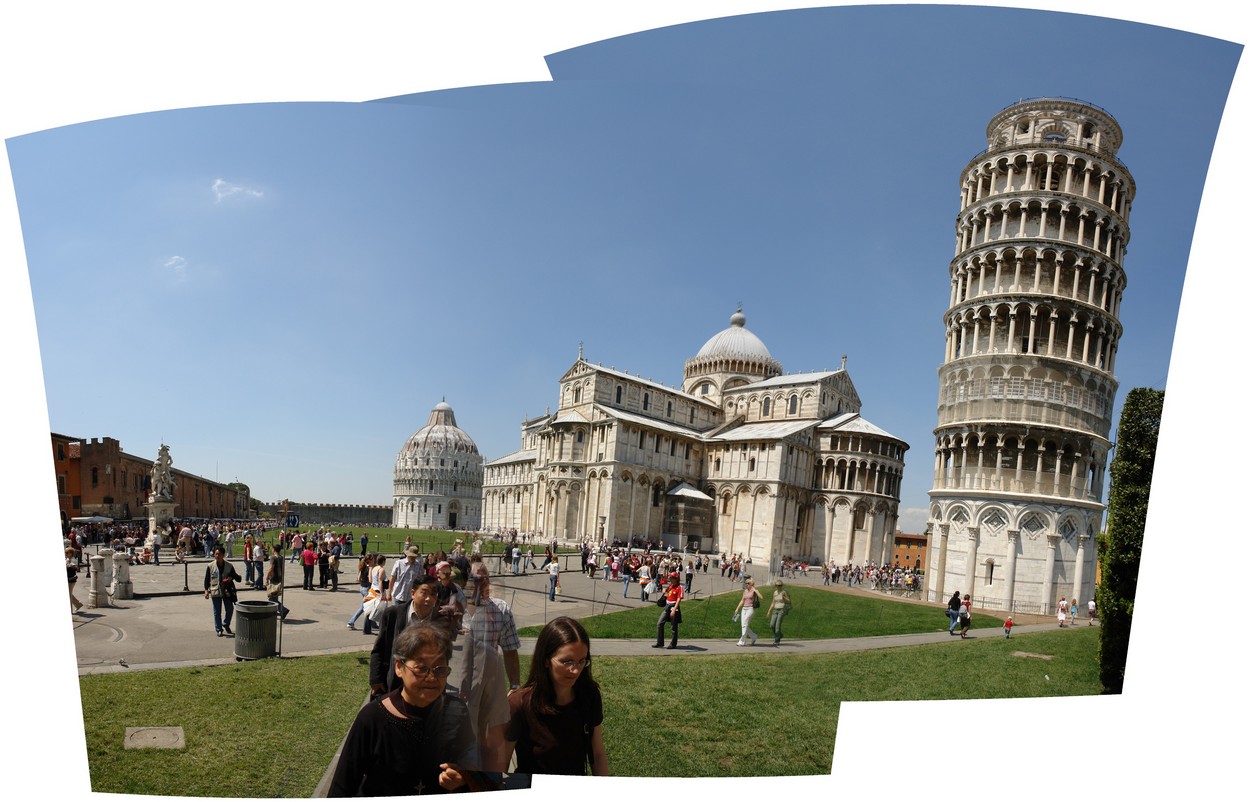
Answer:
[112,551,134,600]
[89,554,110,608]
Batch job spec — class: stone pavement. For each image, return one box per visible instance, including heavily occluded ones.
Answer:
[72,550,1074,675]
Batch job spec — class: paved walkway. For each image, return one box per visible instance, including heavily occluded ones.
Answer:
[72,550,1076,674]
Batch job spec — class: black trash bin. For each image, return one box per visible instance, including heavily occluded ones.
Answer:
[234,600,279,660]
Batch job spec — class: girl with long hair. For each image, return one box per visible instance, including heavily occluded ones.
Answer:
[503,616,608,776]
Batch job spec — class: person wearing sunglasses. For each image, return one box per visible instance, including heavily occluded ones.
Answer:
[504,616,608,777]
[331,623,491,796]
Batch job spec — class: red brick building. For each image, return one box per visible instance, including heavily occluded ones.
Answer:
[51,434,250,529]
[890,530,929,571]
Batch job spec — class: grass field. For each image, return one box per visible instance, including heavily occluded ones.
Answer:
[519,584,1004,640]
[236,526,551,558]
[78,627,1099,793]
[598,626,1100,776]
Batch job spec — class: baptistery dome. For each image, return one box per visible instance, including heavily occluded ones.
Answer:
[393,400,482,531]
[400,400,480,456]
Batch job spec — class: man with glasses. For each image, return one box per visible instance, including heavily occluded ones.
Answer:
[458,560,521,772]
[368,577,444,699]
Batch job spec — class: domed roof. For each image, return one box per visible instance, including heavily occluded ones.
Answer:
[399,400,479,456]
[695,308,773,361]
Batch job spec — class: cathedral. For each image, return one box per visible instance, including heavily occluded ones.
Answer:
[481,310,908,570]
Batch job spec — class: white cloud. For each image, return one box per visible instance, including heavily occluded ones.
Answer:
[896,506,929,534]
[163,255,187,270]
[211,178,264,203]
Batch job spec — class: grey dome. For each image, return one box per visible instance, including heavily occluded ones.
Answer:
[695,308,774,361]
[398,401,479,457]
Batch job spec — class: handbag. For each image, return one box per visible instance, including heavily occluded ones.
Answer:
[752,592,760,608]
[266,582,283,599]
[368,597,391,623]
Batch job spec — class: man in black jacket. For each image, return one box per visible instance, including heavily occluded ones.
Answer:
[369,577,443,698]
[204,545,241,636]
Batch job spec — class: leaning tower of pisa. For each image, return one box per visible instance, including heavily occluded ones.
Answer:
[926,98,1133,614]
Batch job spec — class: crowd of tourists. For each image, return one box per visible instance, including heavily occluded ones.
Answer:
[329,551,608,795]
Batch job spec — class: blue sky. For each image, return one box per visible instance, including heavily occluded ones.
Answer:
[7,6,1237,536]
[2,2,1246,799]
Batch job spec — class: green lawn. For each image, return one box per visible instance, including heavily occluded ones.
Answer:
[238,526,567,559]
[599,626,1100,776]
[78,627,1099,793]
[79,654,372,796]
[520,585,1004,639]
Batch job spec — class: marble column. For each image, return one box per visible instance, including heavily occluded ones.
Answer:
[1072,533,1089,608]
[1042,534,1060,614]
[1005,530,1020,612]
[965,526,980,596]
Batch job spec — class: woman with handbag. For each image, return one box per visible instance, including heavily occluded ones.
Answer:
[638,561,653,603]
[67,546,83,614]
[347,554,375,631]
[504,616,608,777]
[363,555,388,636]
[732,577,763,646]
[266,554,289,620]
[767,579,792,645]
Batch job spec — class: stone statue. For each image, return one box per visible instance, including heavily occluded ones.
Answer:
[150,444,176,501]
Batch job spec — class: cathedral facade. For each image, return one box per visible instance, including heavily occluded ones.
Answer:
[393,401,483,531]
[482,310,908,570]
[926,98,1132,614]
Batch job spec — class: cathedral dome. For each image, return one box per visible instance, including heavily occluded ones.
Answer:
[399,401,479,457]
[683,308,783,395]
[694,309,774,361]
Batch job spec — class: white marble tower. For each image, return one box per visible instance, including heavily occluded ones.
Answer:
[927,98,1133,614]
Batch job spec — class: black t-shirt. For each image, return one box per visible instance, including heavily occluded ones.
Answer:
[506,684,603,776]
[329,690,477,796]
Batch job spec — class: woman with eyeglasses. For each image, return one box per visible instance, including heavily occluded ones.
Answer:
[330,622,491,796]
[503,616,609,777]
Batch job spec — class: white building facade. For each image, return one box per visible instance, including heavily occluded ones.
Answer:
[482,310,908,569]
[926,98,1132,614]
[393,400,483,531]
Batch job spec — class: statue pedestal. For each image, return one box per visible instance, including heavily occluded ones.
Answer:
[112,552,133,600]
[89,553,111,608]
[148,498,175,542]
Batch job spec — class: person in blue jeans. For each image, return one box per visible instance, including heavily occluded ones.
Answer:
[347,554,376,631]
[204,546,240,636]
[946,590,962,635]
[547,560,559,601]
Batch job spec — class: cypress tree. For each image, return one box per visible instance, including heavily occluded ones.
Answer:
[1098,388,1164,694]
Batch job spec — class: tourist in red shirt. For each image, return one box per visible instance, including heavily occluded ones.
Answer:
[653,572,684,649]
[301,542,318,590]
